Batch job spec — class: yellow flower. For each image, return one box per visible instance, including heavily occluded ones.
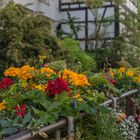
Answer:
[73,94,83,102]
[118,67,125,73]
[137,76,140,83]
[126,71,134,77]
[35,84,45,91]
[40,67,55,77]
[73,94,81,99]
[109,71,114,77]
[0,100,6,111]
[39,55,47,63]
[62,69,90,87]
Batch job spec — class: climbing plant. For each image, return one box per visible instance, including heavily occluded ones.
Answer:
[83,0,140,68]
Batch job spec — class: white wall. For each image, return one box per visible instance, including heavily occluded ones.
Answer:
[13,0,60,21]
[11,0,61,34]
[121,0,137,14]
[61,2,115,50]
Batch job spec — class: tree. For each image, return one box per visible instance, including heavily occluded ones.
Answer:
[0,2,63,68]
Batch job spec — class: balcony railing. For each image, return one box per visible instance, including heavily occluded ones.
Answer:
[3,89,140,140]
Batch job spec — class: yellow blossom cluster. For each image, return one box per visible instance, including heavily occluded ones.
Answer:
[118,67,134,77]
[62,69,90,87]
[40,67,55,77]
[137,76,140,83]
[126,71,134,77]
[4,65,35,80]
[73,94,83,101]
[35,84,46,91]
[0,100,6,111]
[118,67,125,73]
[117,67,140,82]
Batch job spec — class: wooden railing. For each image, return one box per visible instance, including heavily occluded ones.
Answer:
[4,89,140,140]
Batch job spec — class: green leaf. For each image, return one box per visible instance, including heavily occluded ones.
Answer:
[1,127,18,135]
[23,112,32,125]
[47,60,67,71]
[0,119,10,127]
[98,106,110,114]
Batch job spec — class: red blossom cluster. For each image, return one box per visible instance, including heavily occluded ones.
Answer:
[108,78,117,85]
[46,78,70,96]
[14,104,27,117]
[0,78,13,89]
[105,73,117,85]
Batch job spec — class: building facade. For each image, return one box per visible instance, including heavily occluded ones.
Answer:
[0,0,138,50]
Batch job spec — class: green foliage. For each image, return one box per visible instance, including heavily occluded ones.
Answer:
[46,60,67,71]
[89,73,109,87]
[0,3,63,68]
[108,36,140,68]
[61,38,96,71]
[90,47,114,69]
[76,109,125,140]
[89,73,121,96]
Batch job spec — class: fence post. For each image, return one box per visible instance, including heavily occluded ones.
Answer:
[125,96,136,116]
[109,96,117,109]
[67,116,76,140]
[55,130,61,140]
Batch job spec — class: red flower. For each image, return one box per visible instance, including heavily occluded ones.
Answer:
[105,74,117,85]
[108,78,117,85]
[46,78,70,96]
[14,104,27,117]
[0,78,13,89]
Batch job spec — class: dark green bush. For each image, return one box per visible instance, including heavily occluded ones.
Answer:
[0,3,63,68]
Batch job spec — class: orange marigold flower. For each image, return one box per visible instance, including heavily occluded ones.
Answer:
[18,65,35,80]
[118,67,125,73]
[73,94,81,99]
[73,94,83,101]
[40,67,55,77]
[0,100,6,111]
[126,71,134,77]
[4,67,20,77]
[62,69,90,87]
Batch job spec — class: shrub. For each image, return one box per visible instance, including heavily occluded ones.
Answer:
[61,38,97,72]
[0,3,63,68]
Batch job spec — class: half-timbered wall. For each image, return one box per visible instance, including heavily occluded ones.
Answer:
[60,1,118,50]
[60,0,137,50]
[0,0,138,49]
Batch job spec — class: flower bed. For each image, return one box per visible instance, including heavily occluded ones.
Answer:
[0,65,140,139]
